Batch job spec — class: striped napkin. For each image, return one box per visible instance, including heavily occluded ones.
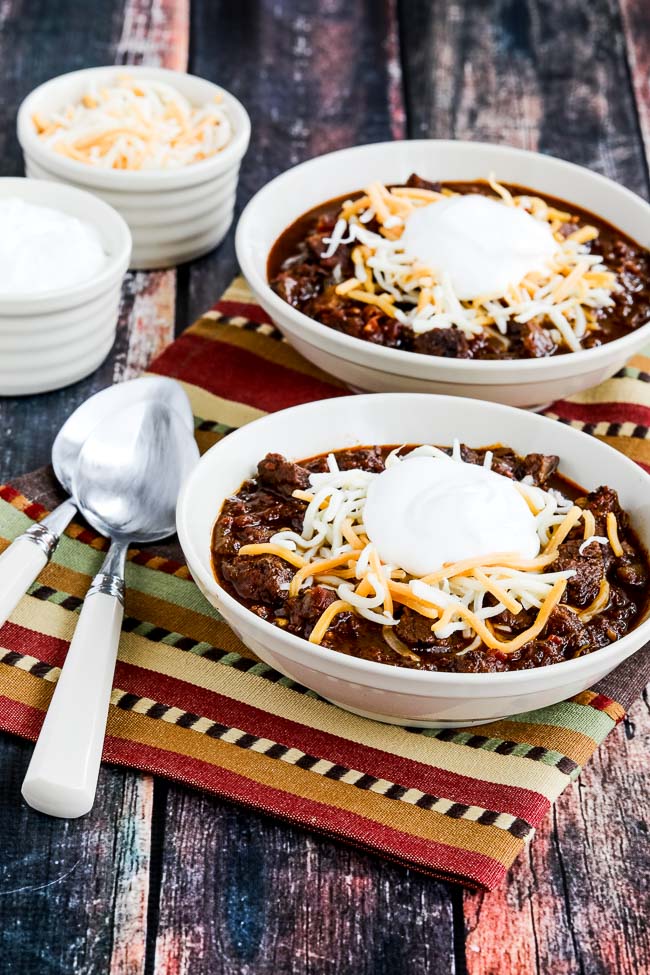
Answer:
[1,276,649,891]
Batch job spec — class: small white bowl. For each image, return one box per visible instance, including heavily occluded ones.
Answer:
[17,66,251,270]
[177,393,650,728]
[0,177,131,396]
[236,141,650,409]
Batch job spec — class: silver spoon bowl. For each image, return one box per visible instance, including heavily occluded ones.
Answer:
[0,376,193,629]
[21,398,199,818]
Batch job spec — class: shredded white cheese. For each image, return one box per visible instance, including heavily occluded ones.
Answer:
[269,440,576,632]
[327,178,618,354]
[33,74,233,170]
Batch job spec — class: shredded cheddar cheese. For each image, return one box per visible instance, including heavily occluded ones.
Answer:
[318,176,619,354]
[229,441,619,655]
[237,543,306,569]
[579,579,611,622]
[33,74,233,171]
[606,512,624,557]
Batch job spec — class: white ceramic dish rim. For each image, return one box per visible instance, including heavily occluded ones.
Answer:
[0,177,131,312]
[17,65,252,191]
[236,139,650,379]
[177,392,650,689]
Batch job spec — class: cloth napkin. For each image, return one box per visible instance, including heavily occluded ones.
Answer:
[1,276,649,891]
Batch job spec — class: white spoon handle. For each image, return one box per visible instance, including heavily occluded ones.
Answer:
[22,580,124,819]
[0,499,77,628]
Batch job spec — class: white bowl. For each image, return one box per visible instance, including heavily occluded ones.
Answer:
[236,140,650,409]
[0,177,131,396]
[17,66,251,269]
[177,393,650,728]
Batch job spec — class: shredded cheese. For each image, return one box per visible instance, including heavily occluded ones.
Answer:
[317,176,619,354]
[579,579,611,622]
[33,74,233,170]
[544,506,583,553]
[606,512,624,557]
[237,543,306,569]
[248,442,611,652]
[309,600,352,644]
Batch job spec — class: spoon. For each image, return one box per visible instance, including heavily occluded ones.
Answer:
[0,376,194,629]
[21,398,199,819]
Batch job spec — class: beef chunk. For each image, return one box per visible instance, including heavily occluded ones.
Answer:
[488,447,521,480]
[444,445,558,486]
[510,638,571,669]
[459,444,483,465]
[334,446,385,473]
[546,605,590,655]
[554,540,604,607]
[616,541,648,587]
[422,648,509,673]
[405,173,442,192]
[211,499,272,556]
[520,452,560,486]
[584,585,637,646]
[413,327,471,358]
[257,453,311,498]
[509,320,557,358]
[286,585,339,637]
[305,231,354,275]
[272,263,324,308]
[491,607,536,635]
[221,555,293,606]
[308,289,404,347]
[395,608,438,647]
[583,486,626,524]
[557,221,578,239]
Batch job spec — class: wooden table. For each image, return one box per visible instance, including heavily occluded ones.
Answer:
[1,2,648,972]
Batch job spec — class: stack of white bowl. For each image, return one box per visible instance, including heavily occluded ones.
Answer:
[18,66,251,270]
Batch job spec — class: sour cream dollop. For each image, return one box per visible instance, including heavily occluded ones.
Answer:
[400,194,558,300]
[363,455,540,577]
[0,197,106,295]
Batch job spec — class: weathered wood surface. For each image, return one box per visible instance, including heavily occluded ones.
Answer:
[400,3,650,971]
[0,1,181,973]
[0,1,649,973]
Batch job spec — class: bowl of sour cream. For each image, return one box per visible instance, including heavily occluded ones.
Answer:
[0,177,131,395]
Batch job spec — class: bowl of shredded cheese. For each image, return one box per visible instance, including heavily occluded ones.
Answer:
[236,140,650,408]
[177,392,650,726]
[17,66,250,269]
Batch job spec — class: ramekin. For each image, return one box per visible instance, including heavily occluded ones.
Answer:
[177,393,650,728]
[17,66,251,270]
[236,140,650,409]
[0,177,131,396]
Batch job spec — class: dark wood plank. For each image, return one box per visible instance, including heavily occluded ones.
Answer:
[400,0,648,195]
[620,0,650,173]
[151,3,456,972]
[0,2,191,973]
[462,694,650,975]
[399,1,650,970]
[0,0,186,481]
[153,791,455,975]
[0,734,152,975]
[183,0,407,326]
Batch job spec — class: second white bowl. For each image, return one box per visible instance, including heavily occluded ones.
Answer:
[236,140,650,408]
[177,393,650,727]
[18,66,251,270]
